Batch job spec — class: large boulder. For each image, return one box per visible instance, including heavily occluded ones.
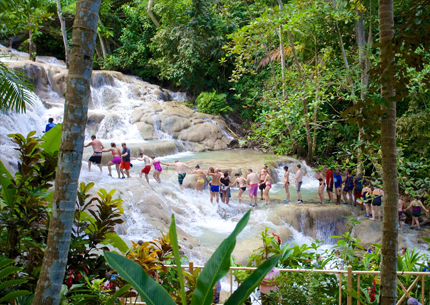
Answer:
[135,122,156,140]
[161,116,191,135]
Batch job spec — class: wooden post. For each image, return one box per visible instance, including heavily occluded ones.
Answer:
[189,261,194,274]
[120,296,125,305]
[339,272,343,305]
[347,265,352,305]
[357,274,361,305]
[230,269,233,295]
[422,275,425,305]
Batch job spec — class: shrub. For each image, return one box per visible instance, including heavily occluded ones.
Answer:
[195,90,232,115]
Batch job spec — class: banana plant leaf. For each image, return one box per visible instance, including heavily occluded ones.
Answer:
[0,160,15,206]
[39,124,62,154]
[169,214,187,305]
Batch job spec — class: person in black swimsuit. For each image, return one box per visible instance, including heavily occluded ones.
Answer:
[316,171,326,204]
[220,171,231,204]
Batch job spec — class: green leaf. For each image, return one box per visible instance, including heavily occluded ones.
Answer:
[224,255,281,305]
[0,279,28,290]
[0,259,14,269]
[191,209,251,305]
[39,124,62,154]
[282,249,294,261]
[0,160,15,206]
[169,215,187,305]
[104,251,175,305]
[0,290,31,303]
[0,266,22,280]
[101,233,129,253]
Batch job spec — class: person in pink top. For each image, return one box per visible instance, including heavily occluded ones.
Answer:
[260,266,280,305]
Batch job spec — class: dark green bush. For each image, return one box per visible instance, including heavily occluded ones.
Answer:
[195,90,232,115]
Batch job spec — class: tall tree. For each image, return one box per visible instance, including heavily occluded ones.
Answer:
[32,0,101,304]
[378,0,399,304]
[56,0,70,67]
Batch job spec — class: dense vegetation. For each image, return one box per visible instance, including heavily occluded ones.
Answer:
[2,0,429,198]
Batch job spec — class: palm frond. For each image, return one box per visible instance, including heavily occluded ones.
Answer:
[257,46,293,71]
[0,59,36,113]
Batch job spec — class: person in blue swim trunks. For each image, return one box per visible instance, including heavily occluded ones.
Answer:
[161,160,191,190]
[206,167,221,204]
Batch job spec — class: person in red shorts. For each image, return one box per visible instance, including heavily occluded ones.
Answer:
[354,173,364,207]
[134,152,152,183]
[120,143,131,178]
[324,166,334,203]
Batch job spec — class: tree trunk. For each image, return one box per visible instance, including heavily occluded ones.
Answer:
[32,0,101,304]
[378,0,399,304]
[276,0,286,99]
[56,0,70,67]
[147,0,160,28]
[28,17,35,62]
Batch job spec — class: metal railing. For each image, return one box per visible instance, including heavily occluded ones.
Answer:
[122,261,429,305]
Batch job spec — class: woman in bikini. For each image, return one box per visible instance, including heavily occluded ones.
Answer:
[405,197,428,230]
[151,156,162,183]
[362,181,372,218]
[220,171,231,204]
[316,170,326,204]
[262,170,273,205]
[283,166,290,203]
[230,173,247,203]
[369,186,384,221]
[191,165,205,193]
[102,143,122,178]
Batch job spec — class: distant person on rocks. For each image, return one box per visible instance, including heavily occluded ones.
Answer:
[334,168,343,205]
[405,196,428,231]
[316,170,325,204]
[206,167,221,203]
[295,164,303,204]
[161,160,192,190]
[220,171,231,204]
[398,247,407,255]
[362,181,372,218]
[247,169,259,207]
[324,166,334,203]
[44,118,56,133]
[259,165,268,201]
[134,152,152,183]
[283,166,290,203]
[354,173,364,207]
[230,173,247,203]
[398,195,406,230]
[151,156,162,183]
[261,169,273,205]
[342,169,354,205]
[191,165,205,193]
[102,143,122,178]
[369,186,384,221]
[120,143,131,179]
[84,135,104,172]
[219,170,232,202]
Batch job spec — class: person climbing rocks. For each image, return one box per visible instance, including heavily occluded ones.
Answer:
[84,135,104,172]
[44,117,56,133]
[295,164,303,204]
[161,160,192,190]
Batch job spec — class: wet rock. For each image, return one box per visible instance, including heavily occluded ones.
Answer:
[135,122,155,140]
[161,116,191,135]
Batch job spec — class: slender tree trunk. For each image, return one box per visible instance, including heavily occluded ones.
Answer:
[32,0,101,304]
[56,0,70,67]
[378,0,398,304]
[28,17,35,62]
[98,32,107,60]
[276,0,286,99]
[312,43,320,157]
[147,0,160,28]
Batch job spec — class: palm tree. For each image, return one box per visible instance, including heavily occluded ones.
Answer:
[32,0,101,304]
[0,59,35,113]
[378,0,399,304]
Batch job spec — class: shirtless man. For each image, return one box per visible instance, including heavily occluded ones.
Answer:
[206,167,222,203]
[84,135,104,172]
[230,173,247,203]
[283,166,290,203]
[134,153,152,183]
[398,195,406,230]
[191,165,206,193]
[161,160,192,190]
[247,169,259,207]
[259,165,269,200]
[295,164,303,203]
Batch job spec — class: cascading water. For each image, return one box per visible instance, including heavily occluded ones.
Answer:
[1,45,338,265]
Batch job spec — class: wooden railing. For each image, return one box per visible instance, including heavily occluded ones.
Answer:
[122,261,429,305]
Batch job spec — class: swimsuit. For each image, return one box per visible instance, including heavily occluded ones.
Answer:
[249,183,258,197]
[240,187,246,191]
[141,165,151,175]
[178,173,186,185]
[89,151,102,164]
[363,191,372,204]
[318,178,325,186]
[412,205,421,217]
[111,152,121,165]
[398,211,403,219]
[266,184,272,188]
[153,161,162,172]
[120,161,130,170]
[220,177,230,191]
[197,179,204,184]
[210,184,220,192]
[372,195,382,206]
[296,181,302,192]
[259,180,266,190]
